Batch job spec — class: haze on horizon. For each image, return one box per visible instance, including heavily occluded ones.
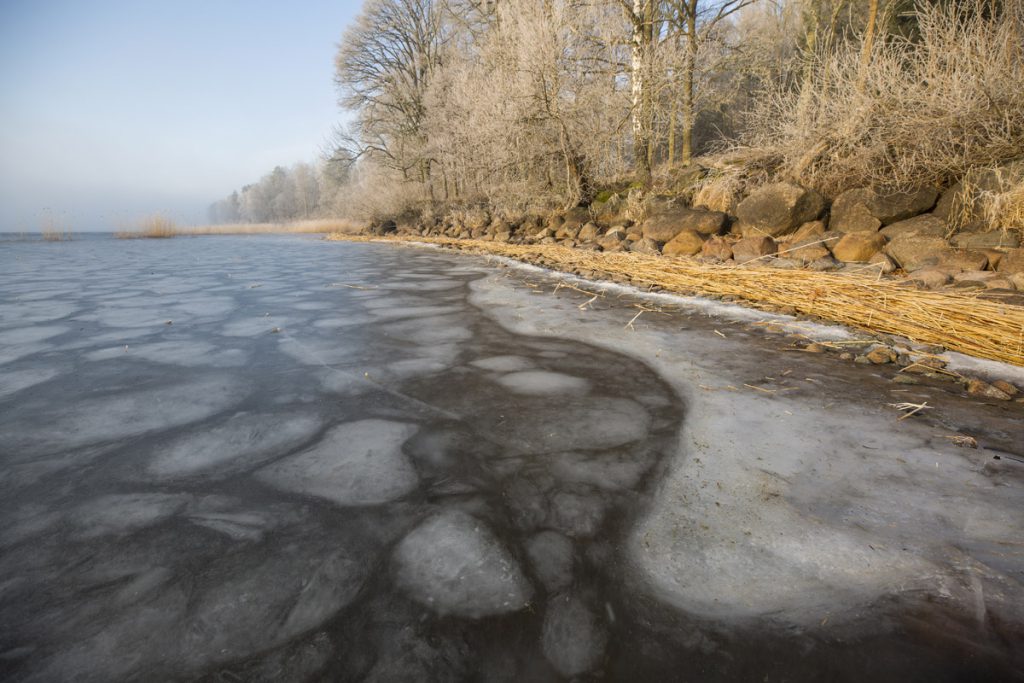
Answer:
[0,0,359,231]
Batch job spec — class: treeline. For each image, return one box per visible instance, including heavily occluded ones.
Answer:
[328,0,1022,218]
[214,0,1022,224]
[207,162,350,224]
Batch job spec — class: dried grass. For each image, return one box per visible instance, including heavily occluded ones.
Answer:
[40,216,72,241]
[116,216,178,239]
[327,234,1024,367]
[184,219,364,235]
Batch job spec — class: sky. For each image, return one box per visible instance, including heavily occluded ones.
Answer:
[0,0,361,230]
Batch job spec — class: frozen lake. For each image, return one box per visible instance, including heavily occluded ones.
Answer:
[0,235,1021,681]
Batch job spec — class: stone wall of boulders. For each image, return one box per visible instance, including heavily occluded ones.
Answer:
[382,180,1024,293]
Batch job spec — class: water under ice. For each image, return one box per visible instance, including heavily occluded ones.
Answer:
[0,235,1021,682]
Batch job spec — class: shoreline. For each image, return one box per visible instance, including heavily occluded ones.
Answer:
[327,233,1024,404]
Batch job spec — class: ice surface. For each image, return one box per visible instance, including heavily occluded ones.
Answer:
[147,413,322,479]
[221,316,290,337]
[0,367,60,399]
[6,376,248,457]
[85,340,248,366]
[541,593,608,676]
[469,355,535,372]
[71,493,190,538]
[0,325,69,345]
[470,270,1024,625]
[256,419,420,506]
[495,370,590,395]
[392,510,533,617]
[525,530,574,592]
[481,396,651,454]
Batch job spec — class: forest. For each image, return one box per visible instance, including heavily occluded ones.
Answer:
[210,0,1022,230]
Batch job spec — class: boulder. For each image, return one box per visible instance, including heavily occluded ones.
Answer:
[662,229,705,257]
[966,379,1012,401]
[577,222,600,242]
[628,237,661,255]
[732,235,777,264]
[908,267,953,289]
[701,236,733,261]
[879,214,947,239]
[831,202,882,234]
[950,231,1020,249]
[784,238,831,263]
[868,252,897,274]
[604,226,627,239]
[597,235,625,252]
[834,186,939,227]
[791,220,827,241]
[996,249,1024,275]
[561,207,591,230]
[735,183,825,237]
[642,207,728,242]
[885,236,950,271]
[938,250,988,272]
[832,232,887,262]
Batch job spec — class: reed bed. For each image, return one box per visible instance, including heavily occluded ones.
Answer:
[327,234,1024,367]
[115,216,179,239]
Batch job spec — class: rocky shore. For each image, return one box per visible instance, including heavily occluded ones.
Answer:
[368,179,1024,299]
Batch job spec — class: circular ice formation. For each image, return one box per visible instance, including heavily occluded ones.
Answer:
[496,371,589,396]
[393,510,533,617]
[255,419,420,506]
[147,413,321,479]
[469,355,535,372]
[542,593,608,677]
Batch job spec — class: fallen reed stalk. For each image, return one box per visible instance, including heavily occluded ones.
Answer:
[327,234,1024,367]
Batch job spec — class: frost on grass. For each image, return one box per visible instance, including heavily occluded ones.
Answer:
[392,510,533,617]
[256,419,420,506]
[147,413,321,480]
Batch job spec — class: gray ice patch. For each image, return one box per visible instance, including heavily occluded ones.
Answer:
[496,370,589,396]
[255,419,420,506]
[541,593,608,677]
[147,413,321,479]
[71,493,190,538]
[392,510,533,617]
[469,355,535,372]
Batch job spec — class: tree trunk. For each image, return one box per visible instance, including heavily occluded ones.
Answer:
[630,0,653,186]
[680,2,697,165]
[857,0,880,92]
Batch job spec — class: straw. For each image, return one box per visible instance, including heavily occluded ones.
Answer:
[327,234,1024,368]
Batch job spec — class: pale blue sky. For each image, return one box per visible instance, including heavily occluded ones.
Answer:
[0,0,360,230]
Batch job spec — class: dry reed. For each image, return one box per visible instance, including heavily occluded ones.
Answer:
[116,215,179,239]
[327,234,1024,367]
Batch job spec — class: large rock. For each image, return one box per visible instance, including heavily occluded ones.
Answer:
[736,183,825,237]
[938,250,989,272]
[879,214,947,239]
[831,201,881,234]
[833,187,939,229]
[701,236,733,261]
[577,222,600,242]
[732,235,777,264]
[997,249,1024,275]
[642,207,727,242]
[832,233,887,262]
[662,229,705,257]
[628,237,661,255]
[950,231,1020,249]
[784,238,831,263]
[885,236,950,271]
[908,267,954,289]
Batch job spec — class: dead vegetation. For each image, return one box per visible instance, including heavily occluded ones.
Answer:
[116,218,364,239]
[732,0,1024,196]
[116,215,179,239]
[39,216,72,241]
[328,233,1024,367]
